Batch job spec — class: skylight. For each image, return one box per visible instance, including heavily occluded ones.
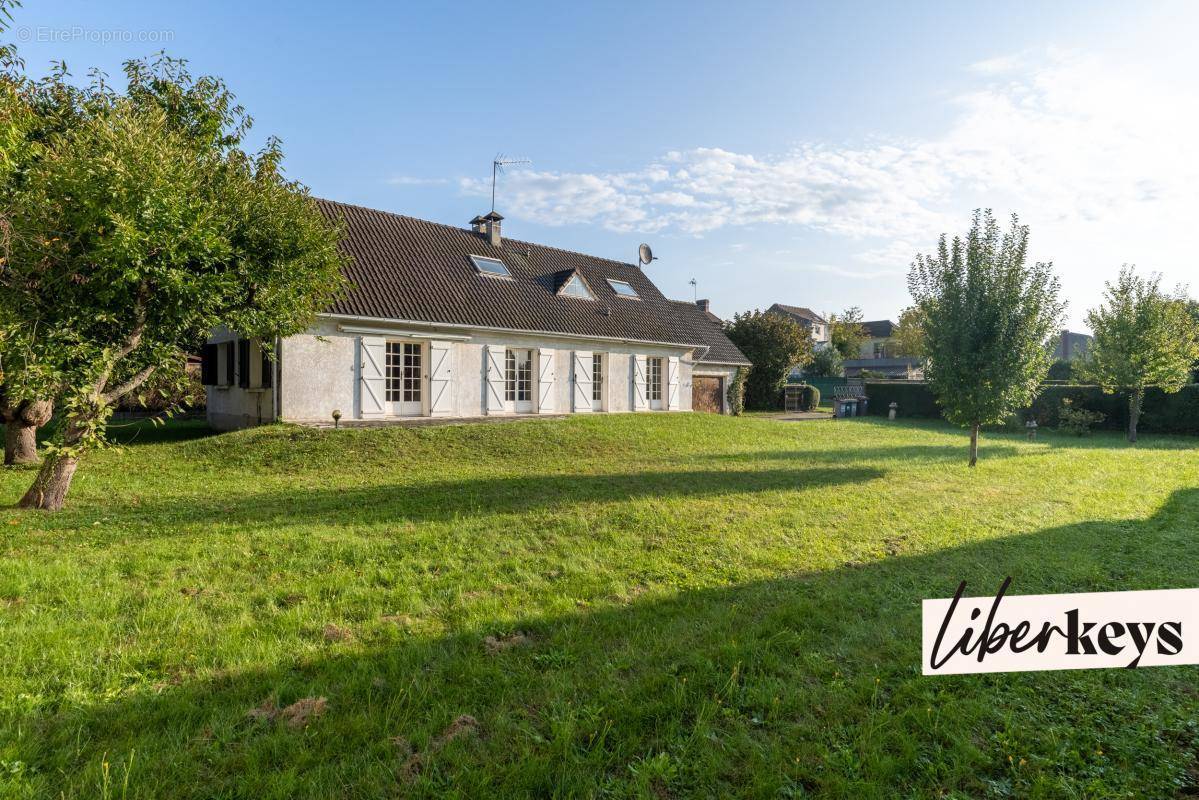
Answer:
[606,279,639,298]
[470,255,511,278]
[560,273,595,300]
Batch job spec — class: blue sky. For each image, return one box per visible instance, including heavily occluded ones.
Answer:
[13,1,1199,328]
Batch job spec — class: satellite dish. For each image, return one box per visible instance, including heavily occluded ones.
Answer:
[638,243,656,267]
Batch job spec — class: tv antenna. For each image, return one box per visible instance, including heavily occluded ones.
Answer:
[491,154,531,212]
[689,277,697,300]
[638,243,657,269]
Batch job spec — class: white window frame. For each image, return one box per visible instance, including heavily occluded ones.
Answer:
[606,278,640,299]
[470,255,512,279]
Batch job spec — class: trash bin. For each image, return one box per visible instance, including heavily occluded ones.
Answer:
[848,399,858,417]
[857,397,868,416]
[833,398,850,418]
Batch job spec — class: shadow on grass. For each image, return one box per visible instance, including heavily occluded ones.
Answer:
[12,490,1199,798]
[115,465,887,526]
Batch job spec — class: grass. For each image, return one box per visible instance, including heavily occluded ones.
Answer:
[0,414,1197,799]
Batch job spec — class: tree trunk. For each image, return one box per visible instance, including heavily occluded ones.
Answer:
[968,424,979,467]
[1128,388,1143,443]
[4,420,38,464]
[17,452,79,511]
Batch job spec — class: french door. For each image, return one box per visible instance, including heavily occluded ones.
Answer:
[386,341,424,416]
[647,357,664,410]
[505,349,534,412]
[591,353,604,411]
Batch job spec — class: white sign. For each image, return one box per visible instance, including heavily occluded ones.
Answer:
[923,578,1194,675]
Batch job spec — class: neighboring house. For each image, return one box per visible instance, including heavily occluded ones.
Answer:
[202,201,750,429]
[767,303,829,347]
[1053,330,1092,361]
[842,318,923,379]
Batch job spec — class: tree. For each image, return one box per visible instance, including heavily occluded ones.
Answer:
[805,346,844,378]
[1077,267,1199,443]
[0,57,347,510]
[828,306,868,360]
[890,305,927,359]
[724,310,813,410]
[908,210,1064,466]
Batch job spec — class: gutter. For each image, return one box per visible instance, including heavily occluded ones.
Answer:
[319,312,705,352]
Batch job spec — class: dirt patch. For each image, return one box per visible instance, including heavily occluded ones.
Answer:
[323,624,354,642]
[400,714,480,781]
[483,632,530,655]
[247,696,329,729]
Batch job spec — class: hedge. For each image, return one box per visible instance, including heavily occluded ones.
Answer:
[861,382,942,418]
[863,381,1199,435]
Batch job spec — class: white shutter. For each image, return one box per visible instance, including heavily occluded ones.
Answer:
[667,356,680,410]
[537,347,556,413]
[357,336,386,418]
[632,355,648,411]
[484,345,507,414]
[429,340,453,415]
[572,350,593,412]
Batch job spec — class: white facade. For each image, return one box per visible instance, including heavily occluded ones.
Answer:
[207,316,741,430]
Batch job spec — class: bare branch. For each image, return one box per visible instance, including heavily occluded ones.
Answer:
[100,363,156,405]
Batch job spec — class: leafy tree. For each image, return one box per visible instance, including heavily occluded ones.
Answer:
[909,210,1064,466]
[724,310,813,410]
[1,57,347,510]
[1077,267,1199,443]
[828,306,868,360]
[890,305,927,358]
[805,346,844,378]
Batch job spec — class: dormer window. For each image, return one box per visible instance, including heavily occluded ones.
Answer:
[559,272,595,300]
[470,255,511,278]
[606,279,639,299]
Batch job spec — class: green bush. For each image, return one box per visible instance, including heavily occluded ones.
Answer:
[800,384,821,411]
[863,382,942,418]
[1057,399,1105,436]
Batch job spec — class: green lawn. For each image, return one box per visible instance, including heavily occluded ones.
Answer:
[1,414,1197,799]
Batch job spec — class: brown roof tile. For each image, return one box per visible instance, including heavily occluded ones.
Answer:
[317,199,749,365]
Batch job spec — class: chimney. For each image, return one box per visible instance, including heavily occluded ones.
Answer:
[469,215,486,235]
[481,210,503,248]
[696,298,710,313]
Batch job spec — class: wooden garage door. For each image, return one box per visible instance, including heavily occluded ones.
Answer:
[693,376,723,413]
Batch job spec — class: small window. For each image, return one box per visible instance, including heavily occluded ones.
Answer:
[606,279,639,298]
[559,273,595,300]
[470,255,511,278]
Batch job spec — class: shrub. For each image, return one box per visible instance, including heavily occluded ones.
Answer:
[726,367,747,416]
[800,384,821,411]
[1057,399,1105,436]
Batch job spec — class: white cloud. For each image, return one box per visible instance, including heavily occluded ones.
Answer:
[458,47,1199,321]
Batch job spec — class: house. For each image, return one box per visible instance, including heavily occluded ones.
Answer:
[202,201,750,429]
[767,303,829,347]
[842,318,923,378]
[1052,330,1092,361]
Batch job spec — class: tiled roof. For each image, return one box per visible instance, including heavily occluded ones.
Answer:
[768,303,825,325]
[668,301,751,366]
[316,199,748,363]
[862,319,895,338]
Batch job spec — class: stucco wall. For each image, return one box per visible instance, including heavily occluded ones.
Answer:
[208,317,741,428]
[205,327,277,431]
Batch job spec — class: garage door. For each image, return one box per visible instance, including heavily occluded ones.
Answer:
[693,376,724,413]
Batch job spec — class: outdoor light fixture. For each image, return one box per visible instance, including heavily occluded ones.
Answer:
[888,402,898,421]
[332,409,342,429]
[1026,419,1038,440]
